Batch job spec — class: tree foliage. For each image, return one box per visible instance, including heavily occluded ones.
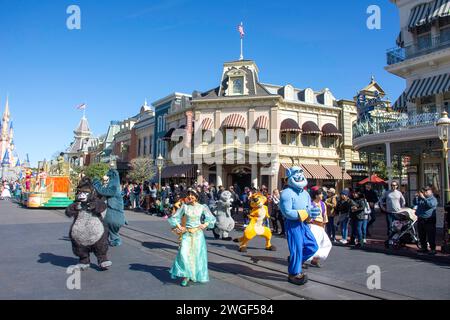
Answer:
[127,157,155,183]
[85,163,110,180]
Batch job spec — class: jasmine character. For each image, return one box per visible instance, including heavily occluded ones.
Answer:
[279,167,320,285]
[168,188,216,287]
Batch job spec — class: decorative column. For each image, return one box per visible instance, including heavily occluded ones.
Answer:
[386,142,393,185]
[251,164,258,188]
[216,164,223,187]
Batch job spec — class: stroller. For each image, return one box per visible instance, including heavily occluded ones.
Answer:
[385,208,420,249]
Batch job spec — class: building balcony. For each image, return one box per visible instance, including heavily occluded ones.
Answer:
[386,33,450,66]
[353,111,440,140]
[352,111,441,150]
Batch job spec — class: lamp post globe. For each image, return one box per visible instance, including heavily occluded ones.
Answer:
[339,159,346,192]
[156,154,164,192]
[436,111,450,253]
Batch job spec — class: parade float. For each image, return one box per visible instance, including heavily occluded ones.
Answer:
[21,156,74,209]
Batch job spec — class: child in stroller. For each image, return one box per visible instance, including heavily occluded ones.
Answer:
[385,208,420,249]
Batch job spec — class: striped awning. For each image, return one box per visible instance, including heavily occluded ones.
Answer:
[161,164,198,179]
[406,73,450,100]
[392,92,407,112]
[162,128,176,141]
[429,0,450,21]
[280,119,302,132]
[302,164,333,180]
[254,116,269,129]
[201,118,213,131]
[302,121,322,135]
[280,163,313,179]
[222,114,247,129]
[322,165,352,180]
[408,3,431,30]
[321,123,342,137]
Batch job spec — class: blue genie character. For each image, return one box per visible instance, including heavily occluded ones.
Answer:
[93,169,126,247]
[280,166,320,285]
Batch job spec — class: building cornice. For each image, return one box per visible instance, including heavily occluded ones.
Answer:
[152,92,192,107]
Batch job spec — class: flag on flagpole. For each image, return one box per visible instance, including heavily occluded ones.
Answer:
[237,22,245,39]
[76,103,87,110]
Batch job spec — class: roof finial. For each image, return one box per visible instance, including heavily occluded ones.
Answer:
[371,75,375,83]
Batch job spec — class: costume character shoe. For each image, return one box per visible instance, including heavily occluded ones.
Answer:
[239,246,247,253]
[265,245,277,251]
[181,278,189,287]
[100,261,112,270]
[288,273,308,286]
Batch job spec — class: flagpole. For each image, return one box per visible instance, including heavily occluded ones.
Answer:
[240,37,243,60]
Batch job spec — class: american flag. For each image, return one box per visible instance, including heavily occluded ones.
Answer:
[237,22,245,39]
[76,103,86,110]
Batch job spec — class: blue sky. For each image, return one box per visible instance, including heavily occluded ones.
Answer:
[0,0,404,166]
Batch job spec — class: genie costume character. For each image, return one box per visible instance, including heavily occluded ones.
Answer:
[93,169,126,247]
[280,167,320,285]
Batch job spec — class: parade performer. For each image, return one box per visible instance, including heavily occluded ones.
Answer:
[236,193,276,252]
[57,153,65,175]
[25,169,32,192]
[305,188,332,268]
[1,181,12,200]
[93,169,126,247]
[38,168,47,191]
[168,188,216,287]
[65,177,112,271]
[280,166,320,285]
[212,190,235,241]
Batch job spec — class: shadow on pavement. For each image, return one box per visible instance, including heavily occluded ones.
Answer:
[37,253,78,268]
[142,241,178,251]
[128,263,177,285]
[209,262,286,282]
[244,255,289,266]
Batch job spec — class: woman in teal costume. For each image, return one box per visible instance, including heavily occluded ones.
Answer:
[168,188,216,287]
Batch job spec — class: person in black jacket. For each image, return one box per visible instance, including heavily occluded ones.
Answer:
[363,183,379,236]
[336,190,357,245]
[351,191,366,247]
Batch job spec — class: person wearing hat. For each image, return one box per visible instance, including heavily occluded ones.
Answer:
[168,188,217,287]
[413,186,438,255]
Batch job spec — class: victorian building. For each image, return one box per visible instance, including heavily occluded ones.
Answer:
[66,115,98,167]
[354,0,450,225]
[161,59,358,191]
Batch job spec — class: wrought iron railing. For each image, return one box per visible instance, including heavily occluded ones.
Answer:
[353,111,440,139]
[387,33,450,65]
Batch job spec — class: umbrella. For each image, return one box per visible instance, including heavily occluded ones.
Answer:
[358,174,386,185]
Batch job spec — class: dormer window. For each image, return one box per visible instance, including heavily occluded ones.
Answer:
[232,77,244,94]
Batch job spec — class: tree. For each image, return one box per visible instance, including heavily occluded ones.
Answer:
[85,163,110,180]
[127,157,156,183]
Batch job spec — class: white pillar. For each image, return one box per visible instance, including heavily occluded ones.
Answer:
[251,164,258,188]
[386,142,393,185]
[216,165,223,187]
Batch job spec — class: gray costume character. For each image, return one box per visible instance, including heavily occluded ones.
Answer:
[65,177,112,271]
[212,191,235,241]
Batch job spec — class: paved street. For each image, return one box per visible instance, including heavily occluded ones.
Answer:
[0,200,449,300]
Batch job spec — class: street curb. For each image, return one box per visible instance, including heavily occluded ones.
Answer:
[332,243,450,265]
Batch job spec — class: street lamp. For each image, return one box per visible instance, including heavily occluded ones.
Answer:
[339,159,346,192]
[156,154,165,192]
[436,111,450,253]
[196,169,201,185]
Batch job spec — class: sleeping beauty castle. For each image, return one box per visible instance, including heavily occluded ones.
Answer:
[0,97,21,172]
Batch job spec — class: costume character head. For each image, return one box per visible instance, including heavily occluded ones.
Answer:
[287,167,307,191]
[219,190,233,206]
[185,188,199,205]
[250,193,267,209]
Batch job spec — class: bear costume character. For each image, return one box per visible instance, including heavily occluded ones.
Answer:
[93,169,126,247]
[65,177,111,271]
[236,193,276,252]
[279,166,320,285]
[212,190,235,241]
